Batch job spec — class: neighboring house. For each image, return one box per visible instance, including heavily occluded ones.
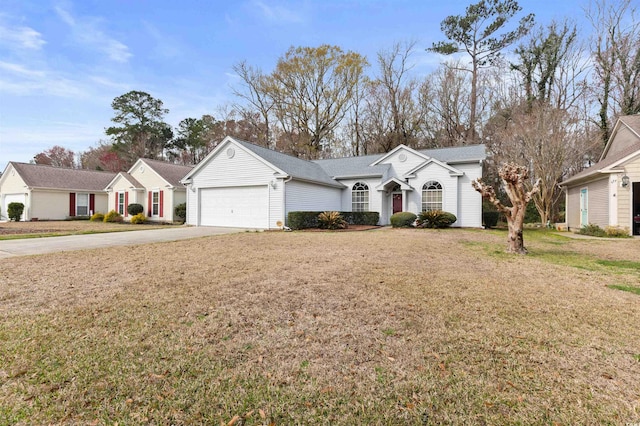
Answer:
[181,136,486,229]
[105,158,193,222]
[561,115,640,235]
[0,162,115,221]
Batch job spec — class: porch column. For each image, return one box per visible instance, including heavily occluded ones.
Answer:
[402,189,408,212]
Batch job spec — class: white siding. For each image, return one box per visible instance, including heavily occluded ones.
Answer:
[566,186,581,230]
[408,163,460,225]
[454,162,483,228]
[0,164,29,220]
[379,148,427,177]
[285,180,342,216]
[187,141,286,229]
[336,178,383,222]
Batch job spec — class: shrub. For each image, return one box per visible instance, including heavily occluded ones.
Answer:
[416,210,457,228]
[175,203,186,222]
[390,212,416,228]
[103,210,123,223]
[7,202,24,222]
[578,223,606,237]
[90,213,105,222]
[130,213,146,224]
[604,226,631,238]
[317,211,347,230]
[482,211,500,228]
[127,203,144,216]
[287,211,380,230]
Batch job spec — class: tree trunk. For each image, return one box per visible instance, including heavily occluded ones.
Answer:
[507,207,527,254]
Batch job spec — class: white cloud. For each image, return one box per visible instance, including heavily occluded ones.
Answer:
[142,21,183,59]
[54,4,132,63]
[0,22,46,50]
[251,1,305,24]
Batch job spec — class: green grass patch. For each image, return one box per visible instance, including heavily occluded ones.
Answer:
[606,284,640,295]
[596,260,640,270]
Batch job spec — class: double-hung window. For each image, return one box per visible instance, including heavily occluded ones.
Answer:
[352,182,369,212]
[76,193,89,216]
[422,181,443,211]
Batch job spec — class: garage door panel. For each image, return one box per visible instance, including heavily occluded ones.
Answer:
[200,186,268,228]
[3,194,26,221]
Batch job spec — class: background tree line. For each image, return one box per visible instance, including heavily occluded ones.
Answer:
[32,0,639,224]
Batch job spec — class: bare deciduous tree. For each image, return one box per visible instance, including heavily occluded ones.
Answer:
[473,163,540,254]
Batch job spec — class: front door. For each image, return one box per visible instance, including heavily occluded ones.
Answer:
[580,188,588,226]
[393,193,402,214]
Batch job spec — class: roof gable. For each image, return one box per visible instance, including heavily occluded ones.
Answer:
[600,115,640,161]
[369,144,430,166]
[130,158,193,188]
[404,158,464,177]
[105,172,144,190]
[6,162,116,191]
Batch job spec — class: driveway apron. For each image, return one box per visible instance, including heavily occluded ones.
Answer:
[0,227,244,259]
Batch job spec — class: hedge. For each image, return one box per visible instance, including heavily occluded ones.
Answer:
[287,211,379,230]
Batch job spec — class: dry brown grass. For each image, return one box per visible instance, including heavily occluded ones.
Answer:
[1,228,639,424]
[0,220,167,238]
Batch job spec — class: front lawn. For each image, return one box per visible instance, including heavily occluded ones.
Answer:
[1,228,639,424]
[0,220,168,240]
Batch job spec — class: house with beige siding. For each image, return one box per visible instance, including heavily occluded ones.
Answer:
[0,162,115,221]
[181,136,486,229]
[105,158,193,222]
[561,115,640,235]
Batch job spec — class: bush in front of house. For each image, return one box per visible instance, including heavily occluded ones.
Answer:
[578,223,606,237]
[90,213,105,222]
[7,202,24,222]
[175,203,186,223]
[287,211,380,230]
[604,226,631,238]
[390,212,417,228]
[127,203,144,216]
[416,210,457,228]
[130,213,146,224]
[103,210,123,223]
[482,211,500,228]
[317,211,347,230]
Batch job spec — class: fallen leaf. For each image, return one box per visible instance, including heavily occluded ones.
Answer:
[259,409,266,419]
[227,415,240,426]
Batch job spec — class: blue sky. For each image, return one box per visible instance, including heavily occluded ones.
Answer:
[0,0,587,171]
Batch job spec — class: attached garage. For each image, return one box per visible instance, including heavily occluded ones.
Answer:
[199,185,269,228]
[2,193,26,221]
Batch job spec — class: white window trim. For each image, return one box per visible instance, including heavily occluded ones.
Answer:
[352,182,369,212]
[76,192,89,216]
[422,181,443,212]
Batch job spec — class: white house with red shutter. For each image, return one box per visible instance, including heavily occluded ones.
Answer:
[105,158,193,222]
[0,162,115,221]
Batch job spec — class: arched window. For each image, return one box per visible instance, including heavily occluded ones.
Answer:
[352,182,369,212]
[422,181,443,212]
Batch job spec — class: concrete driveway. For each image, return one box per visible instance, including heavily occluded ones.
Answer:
[0,226,245,259]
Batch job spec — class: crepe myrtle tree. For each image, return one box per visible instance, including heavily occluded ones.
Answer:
[472,162,540,254]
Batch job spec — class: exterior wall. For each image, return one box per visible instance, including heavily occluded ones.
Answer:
[130,163,174,222]
[29,190,108,220]
[605,126,639,159]
[567,177,609,230]
[407,163,460,225]
[187,141,286,229]
[566,186,582,230]
[617,156,640,230]
[284,180,342,218]
[454,162,483,228]
[337,178,384,222]
[0,165,29,220]
[107,175,139,219]
[379,148,427,178]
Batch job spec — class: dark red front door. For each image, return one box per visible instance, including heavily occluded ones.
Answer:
[393,194,402,214]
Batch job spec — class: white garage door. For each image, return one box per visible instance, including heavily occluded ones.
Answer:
[2,194,26,221]
[199,186,268,228]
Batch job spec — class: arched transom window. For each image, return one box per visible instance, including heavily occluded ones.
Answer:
[422,181,443,212]
[352,182,369,212]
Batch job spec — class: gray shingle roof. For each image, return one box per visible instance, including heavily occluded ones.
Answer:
[139,159,193,187]
[235,140,344,187]
[619,115,640,135]
[118,172,144,188]
[10,162,116,191]
[313,144,486,178]
[561,141,640,186]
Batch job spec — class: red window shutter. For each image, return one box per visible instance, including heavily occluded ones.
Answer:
[89,194,95,214]
[159,190,164,217]
[69,193,76,217]
[115,192,118,212]
[124,192,129,216]
[148,192,153,216]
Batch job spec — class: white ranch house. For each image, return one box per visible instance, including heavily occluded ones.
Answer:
[181,136,486,229]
